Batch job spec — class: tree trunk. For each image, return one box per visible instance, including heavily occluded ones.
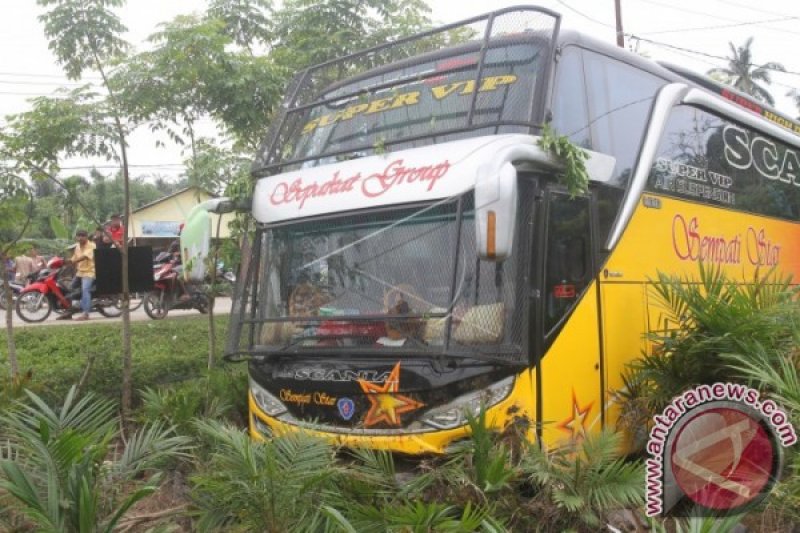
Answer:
[1,260,19,379]
[93,46,134,423]
[207,294,216,371]
[119,135,133,422]
[207,215,224,371]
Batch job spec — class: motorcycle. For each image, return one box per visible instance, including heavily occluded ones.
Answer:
[14,257,123,323]
[0,278,25,311]
[142,254,209,320]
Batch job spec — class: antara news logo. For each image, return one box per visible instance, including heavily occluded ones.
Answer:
[645,382,797,517]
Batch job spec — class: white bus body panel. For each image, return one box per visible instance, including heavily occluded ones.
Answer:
[252,133,616,224]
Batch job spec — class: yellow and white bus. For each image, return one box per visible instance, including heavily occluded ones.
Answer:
[222,6,800,454]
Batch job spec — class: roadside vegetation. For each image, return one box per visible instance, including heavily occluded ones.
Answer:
[0,316,230,405]
[621,264,800,531]
[4,263,798,530]
[2,0,800,530]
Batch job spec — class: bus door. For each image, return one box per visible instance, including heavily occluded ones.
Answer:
[536,187,604,444]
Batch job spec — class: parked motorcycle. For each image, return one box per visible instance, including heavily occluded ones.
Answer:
[14,257,123,323]
[0,279,25,311]
[142,254,209,320]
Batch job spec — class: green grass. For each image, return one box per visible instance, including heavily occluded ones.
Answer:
[0,315,231,405]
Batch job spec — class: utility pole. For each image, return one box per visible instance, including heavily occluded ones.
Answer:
[615,0,625,48]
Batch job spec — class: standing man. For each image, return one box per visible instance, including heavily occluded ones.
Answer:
[28,247,46,272]
[94,226,112,249]
[13,250,34,284]
[59,230,96,321]
[108,214,124,248]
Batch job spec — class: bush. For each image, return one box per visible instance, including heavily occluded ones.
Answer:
[137,366,248,437]
[619,265,799,433]
[0,386,192,532]
[0,316,230,405]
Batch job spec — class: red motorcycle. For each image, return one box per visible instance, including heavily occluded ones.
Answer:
[15,257,122,323]
[142,253,209,320]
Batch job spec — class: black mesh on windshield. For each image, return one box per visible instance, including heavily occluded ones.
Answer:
[253,7,559,174]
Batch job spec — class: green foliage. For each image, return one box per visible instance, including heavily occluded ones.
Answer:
[0,316,229,405]
[207,0,273,50]
[328,410,515,531]
[49,216,70,240]
[137,367,248,436]
[185,139,252,195]
[520,431,644,530]
[620,264,799,430]
[1,89,118,172]
[271,0,431,71]
[0,172,33,247]
[0,386,191,532]
[0,369,37,414]
[338,501,499,533]
[722,339,800,524]
[190,420,509,532]
[446,409,517,494]
[647,509,745,533]
[37,0,129,80]
[190,421,341,532]
[537,123,590,197]
[706,37,784,106]
[112,11,285,153]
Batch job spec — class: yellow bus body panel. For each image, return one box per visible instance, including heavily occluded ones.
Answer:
[249,193,800,453]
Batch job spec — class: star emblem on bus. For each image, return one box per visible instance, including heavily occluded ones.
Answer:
[358,362,424,427]
[557,390,593,441]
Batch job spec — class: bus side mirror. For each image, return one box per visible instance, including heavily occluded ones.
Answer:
[475,161,518,261]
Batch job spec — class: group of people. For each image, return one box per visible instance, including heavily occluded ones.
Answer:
[57,215,125,321]
[4,247,47,283]
[92,214,125,250]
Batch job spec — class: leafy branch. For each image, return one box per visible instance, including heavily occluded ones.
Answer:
[537,123,590,197]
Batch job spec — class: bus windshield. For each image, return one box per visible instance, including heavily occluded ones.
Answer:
[253,7,560,172]
[286,42,541,166]
[243,194,522,358]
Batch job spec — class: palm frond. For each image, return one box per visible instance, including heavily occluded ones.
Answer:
[520,431,644,529]
[191,420,340,531]
[114,421,193,479]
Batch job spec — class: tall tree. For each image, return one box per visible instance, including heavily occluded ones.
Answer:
[707,37,785,106]
[36,0,138,420]
[271,0,431,69]
[207,0,273,53]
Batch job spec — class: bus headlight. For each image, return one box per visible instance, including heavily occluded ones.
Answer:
[419,376,515,430]
[249,377,287,416]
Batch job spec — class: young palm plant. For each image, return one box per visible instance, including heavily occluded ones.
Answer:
[190,419,344,532]
[325,443,508,532]
[0,386,191,532]
[620,264,798,426]
[723,340,800,525]
[519,430,644,530]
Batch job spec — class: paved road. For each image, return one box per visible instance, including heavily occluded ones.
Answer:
[5,296,233,328]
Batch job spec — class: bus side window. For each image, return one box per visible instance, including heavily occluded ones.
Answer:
[551,46,591,150]
[544,193,591,334]
[582,49,665,187]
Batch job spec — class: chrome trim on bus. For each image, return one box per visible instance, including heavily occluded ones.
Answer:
[683,88,800,150]
[605,83,689,250]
